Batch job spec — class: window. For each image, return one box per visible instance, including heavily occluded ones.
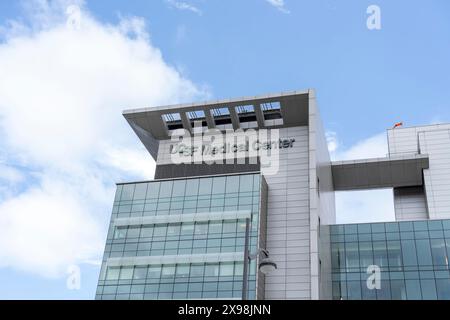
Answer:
[154,224,167,237]
[387,241,402,269]
[114,185,123,202]
[226,176,240,193]
[133,266,147,280]
[120,267,134,280]
[212,177,226,194]
[234,262,244,276]
[237,220,247,234]
[421,279,437,299]
[235,105,256,124]
[239,175,253,193]
[172,180,186,198]
[114,227,127,239]
[167,223,181,237]
[220,263,234,277]
[146,182,160,199]
[359,242,373,267]
[176,265,190,279]
[198,178,212,195]
[121,184,135,201]
[187,110,207,128]
[212,107,232,128]
[431,239,448,266]
[345,242,359,270]
[141,226,153,238]
[185,179,199,196]
[401,240,418,266]
[205,264,220,277]
[346,281,362,300]
[158,182,172,199]
[261,101,283,125]
[106,267,120,280]
[436,279,450,300]
[162,113,183,131]
[190,264,204,278]
[161,265,176,279]
[181,223,194,236]
[209,221,222,234]
[223,221,237,234]
[148,266,161,278]
[133,183,147,200]
[127,227,140,239]
[416,239,433,266]
[406,280,422,299]
[372,241,388,267]
[194,222,208,236]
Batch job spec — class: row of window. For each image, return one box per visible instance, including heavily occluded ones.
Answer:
[115,195,259,209]
[115,192,259,206]
[103,262,255,281]
[99,262,258,299]
[97,280,248,295]
[114,199,258,214]
[96,289,255,300]
[109,238,254,249]
[106,243,250,257]
[113,197,259,213]
[333,270,450,281]
[113,206,259,219]
[331,220,450,235]
[112,220,250,240]
[333,278,450,300]
[331,230,450,243]
[115,174,261,202]
[331,238,450,271]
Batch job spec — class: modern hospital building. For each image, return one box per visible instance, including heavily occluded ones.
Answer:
[95,90,450,300]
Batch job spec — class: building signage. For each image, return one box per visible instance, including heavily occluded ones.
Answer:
[170,138,295,156]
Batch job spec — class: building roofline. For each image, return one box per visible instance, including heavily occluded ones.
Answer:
[122,89,311,115]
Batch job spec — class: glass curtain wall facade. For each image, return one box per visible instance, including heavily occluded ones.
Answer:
[330,219,450,300]
[96,173,265,300]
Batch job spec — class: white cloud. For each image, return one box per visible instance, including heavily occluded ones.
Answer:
[326,131,339,154]
[331,131,388,161]
[0,177,104,277]
[166,0,202,16]
[330,131,395,223]
[265,0,290,14]
[0,163,24,185]
[0,0,207,277]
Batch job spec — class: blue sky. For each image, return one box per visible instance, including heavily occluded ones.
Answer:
[0,0,449,299]
[90,0,450,141]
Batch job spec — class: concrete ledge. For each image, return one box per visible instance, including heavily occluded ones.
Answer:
[331,154,429,191]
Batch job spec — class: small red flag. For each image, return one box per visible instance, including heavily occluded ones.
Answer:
[392,122,403,129]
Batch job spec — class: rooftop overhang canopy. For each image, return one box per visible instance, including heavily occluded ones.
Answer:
[331,154,429,191]
[122,90,311,160]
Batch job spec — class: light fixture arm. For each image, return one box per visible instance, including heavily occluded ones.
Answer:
[248,248,270,260]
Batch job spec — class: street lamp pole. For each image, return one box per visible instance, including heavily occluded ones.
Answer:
[241,217,277,300]
[242,217,250,300]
